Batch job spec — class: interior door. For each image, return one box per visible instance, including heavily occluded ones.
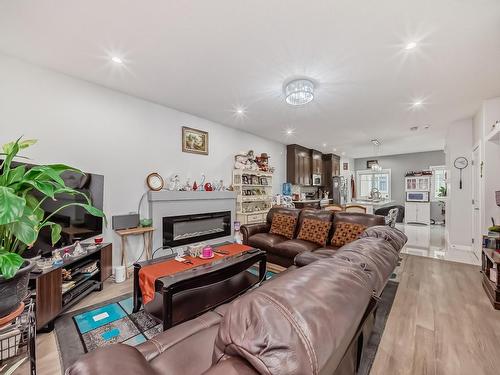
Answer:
[472,145,481,259]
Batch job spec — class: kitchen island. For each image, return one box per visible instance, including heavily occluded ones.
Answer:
[349,199,396,214]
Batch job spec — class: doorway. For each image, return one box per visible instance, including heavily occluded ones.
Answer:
[471,144,482,260]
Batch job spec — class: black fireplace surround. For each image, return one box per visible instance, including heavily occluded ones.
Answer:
[162,211,231,247]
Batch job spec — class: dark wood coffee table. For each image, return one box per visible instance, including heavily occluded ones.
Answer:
[133,246,266,330]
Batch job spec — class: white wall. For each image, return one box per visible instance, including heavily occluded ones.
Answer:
[444,119,473,249]
[473,98,500,236]
[0,54,286,265]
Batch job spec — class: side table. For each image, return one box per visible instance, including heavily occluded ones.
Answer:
[115,227,155,276]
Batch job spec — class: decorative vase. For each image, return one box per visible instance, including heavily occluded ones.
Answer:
[0,260,34,319]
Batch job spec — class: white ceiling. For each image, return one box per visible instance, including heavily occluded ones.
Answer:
[1,0,499,158]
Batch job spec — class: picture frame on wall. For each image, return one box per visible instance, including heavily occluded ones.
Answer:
[343,162,349,171]
[182,126,209,155]
[366,160,378,169]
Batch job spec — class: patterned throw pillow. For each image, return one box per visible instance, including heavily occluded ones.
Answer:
[270,213,297,239]
[297,218,332,246]
[331,222,367,247]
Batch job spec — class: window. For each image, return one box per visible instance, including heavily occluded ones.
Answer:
[430,165,447,201]
[356,169,391,199]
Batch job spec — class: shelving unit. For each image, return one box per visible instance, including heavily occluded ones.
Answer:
[232,169,273,224]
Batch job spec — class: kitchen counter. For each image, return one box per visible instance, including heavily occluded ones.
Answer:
[349,199,395,214]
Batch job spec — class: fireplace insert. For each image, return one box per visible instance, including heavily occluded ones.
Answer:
[162,211,231,247]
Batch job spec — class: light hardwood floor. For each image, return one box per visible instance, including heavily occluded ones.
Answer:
[17,255,500,375]
[371,254,500,375]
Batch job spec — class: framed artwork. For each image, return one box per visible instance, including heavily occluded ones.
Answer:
[367,160,378,169]
[343,162,349,171]
[182,126,208,155]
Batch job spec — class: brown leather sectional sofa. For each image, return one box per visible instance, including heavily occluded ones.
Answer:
[241,207,386,267]
[67,225,407,375]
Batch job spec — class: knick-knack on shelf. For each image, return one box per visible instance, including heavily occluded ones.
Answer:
[192,181,198,191]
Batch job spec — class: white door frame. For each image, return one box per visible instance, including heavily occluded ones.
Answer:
[471,142,482,259]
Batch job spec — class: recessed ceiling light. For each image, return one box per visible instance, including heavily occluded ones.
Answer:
[413,100,423,107]
[322,143,327,147]
[371,139,381,146]
[332,147,337,152]
[405,41,417,50]
[424,125,430,129]
[111,56,123,64]
[341,151,346,156]
[410,126,419,131]
[235,106,246,116]
[286,128,295,136]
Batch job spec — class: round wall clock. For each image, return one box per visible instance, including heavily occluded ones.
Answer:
[146,173,164,191]
[453,156,468,189]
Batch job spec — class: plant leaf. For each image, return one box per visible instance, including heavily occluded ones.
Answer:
[23,180,56,198]
[0,251,24,279]
[26,165,66,186]
[50,222,62,245]
[25,194,44,221]
[10,211,39,246]
[0,186,26,225]
[6,165,26,185]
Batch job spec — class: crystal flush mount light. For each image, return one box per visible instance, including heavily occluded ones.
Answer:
[284,79,315,106]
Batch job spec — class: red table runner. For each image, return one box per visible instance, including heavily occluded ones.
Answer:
[139,243,253,304]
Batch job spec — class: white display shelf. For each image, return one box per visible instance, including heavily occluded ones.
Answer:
[486,126,500,144]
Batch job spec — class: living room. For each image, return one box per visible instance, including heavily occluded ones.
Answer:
[1,1,500,375]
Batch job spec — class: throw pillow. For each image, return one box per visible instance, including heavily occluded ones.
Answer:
[331,222,367,247]
[297,218,332,246]
[270,213,297,239]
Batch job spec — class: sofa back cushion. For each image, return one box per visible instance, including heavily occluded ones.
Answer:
[213,256,374,375]
[269,213,297,239]
[266,207,301,224]
[297,218,332,246]
[331,222,367,247]
[359,225,407,253]
[333,212,385,230]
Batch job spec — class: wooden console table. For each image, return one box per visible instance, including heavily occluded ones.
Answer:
[115,227,155,274]
[481,243,500,310]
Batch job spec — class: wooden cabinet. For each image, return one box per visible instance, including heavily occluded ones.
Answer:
[287,144,312,185]
[311,149,323,175]
[322,153,341,194]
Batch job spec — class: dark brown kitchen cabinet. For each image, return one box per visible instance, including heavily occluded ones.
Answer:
[322,153,341,194]
[311,149,323,175]
[287,144,312,185]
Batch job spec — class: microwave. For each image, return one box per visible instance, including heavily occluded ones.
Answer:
[312,174,322,186]
[406,191,429,202]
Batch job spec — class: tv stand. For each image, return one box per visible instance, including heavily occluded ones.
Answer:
[29,243,112,330]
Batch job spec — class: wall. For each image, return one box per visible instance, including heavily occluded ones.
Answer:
[0,54,286,266]
[354,150,445,207]
[444,119,473,248]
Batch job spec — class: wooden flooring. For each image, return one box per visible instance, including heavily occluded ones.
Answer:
[16,255,500,375]
[370,254,500,375]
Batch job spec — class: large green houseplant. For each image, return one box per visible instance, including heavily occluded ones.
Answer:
[0,137,105,317]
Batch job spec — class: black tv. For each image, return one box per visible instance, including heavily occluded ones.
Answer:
[8,161,104,258]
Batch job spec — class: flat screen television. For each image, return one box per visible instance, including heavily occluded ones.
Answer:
[6,161,104,258]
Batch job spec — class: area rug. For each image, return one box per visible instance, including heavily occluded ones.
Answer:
[54,293,160,370]
[358,280,399,375]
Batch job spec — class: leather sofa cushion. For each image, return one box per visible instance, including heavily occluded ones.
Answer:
[331,222,367,247]
[333,211,385,230]
[272,239,320,259]
[269,213,297,239]
[246,233,287,253]
[359,225,407,252]
[297,218,332,246]
[294,248,337,267]
[213,256,374,375]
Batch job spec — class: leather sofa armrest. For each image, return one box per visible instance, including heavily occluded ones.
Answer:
[203,358,258,375]
[294,249,337,267]
[66,344,156,375]
[240,223,271,244]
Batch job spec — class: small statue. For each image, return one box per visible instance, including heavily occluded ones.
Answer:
[256,153,270,172]
[199,174,206,191]
[181,178,191,191]
[192,180,198,191]
[204,182,213,191]
[234,150,259,170]
[168,174,181,191]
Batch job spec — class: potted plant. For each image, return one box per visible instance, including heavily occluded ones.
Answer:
[0,138,105,318]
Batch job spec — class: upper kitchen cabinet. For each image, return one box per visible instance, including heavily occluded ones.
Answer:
[311,149,323,175]
[287,144,312,185]
[322,153,341,189]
